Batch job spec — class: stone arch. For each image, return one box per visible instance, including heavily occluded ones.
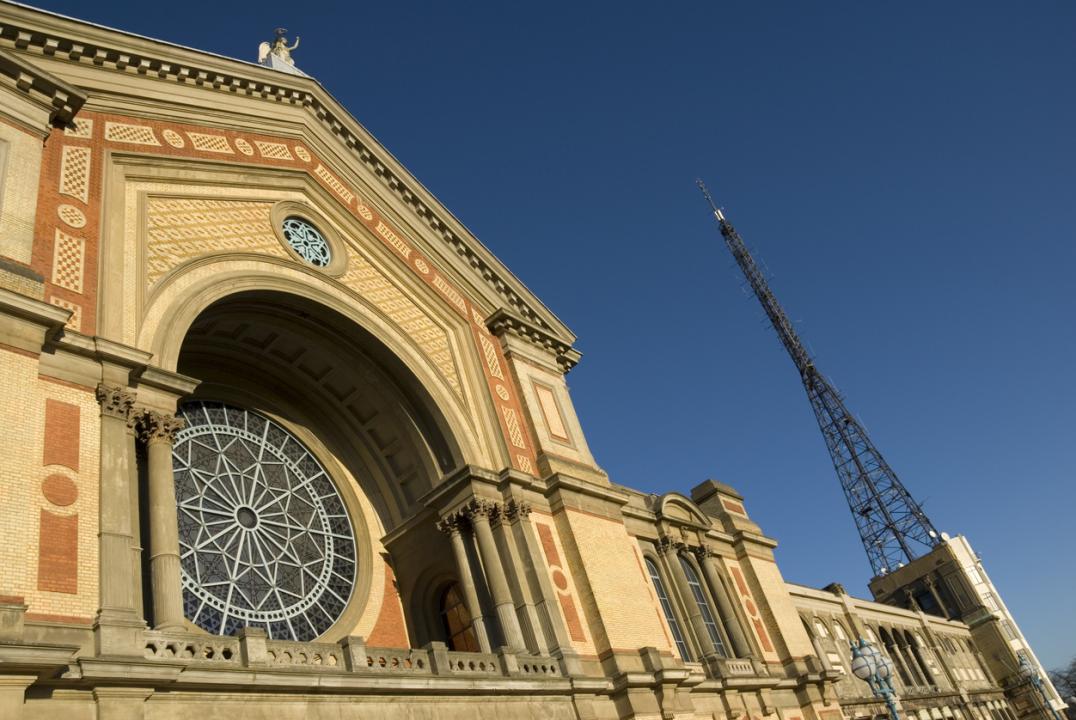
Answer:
[137,256,493,487]
[657,493,712,528]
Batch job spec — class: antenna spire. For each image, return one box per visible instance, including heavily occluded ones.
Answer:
[700,185,941,576]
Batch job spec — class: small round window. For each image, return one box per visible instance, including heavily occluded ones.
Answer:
[281,216,332,267]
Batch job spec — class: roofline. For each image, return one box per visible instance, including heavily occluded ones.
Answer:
[0,0,576,346]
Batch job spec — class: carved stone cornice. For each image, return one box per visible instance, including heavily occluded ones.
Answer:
[138,411,184,444]
[0,46,84,129]
[0,6,575,346]
[487,308,580,372]
[95,383,135,421]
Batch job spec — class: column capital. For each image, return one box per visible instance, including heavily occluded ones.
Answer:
[139,410,184,444]
[657,535,685,555]
[689,544,716,560]
[96,383,135,420]
[463,498,502,523]
[435,512,465,536]
[504,498,532,522]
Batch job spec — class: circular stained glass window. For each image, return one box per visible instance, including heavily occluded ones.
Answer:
[172,400,356,641]
[281,216,332,267]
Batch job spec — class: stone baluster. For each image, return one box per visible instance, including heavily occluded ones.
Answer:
[139,410,186,630]
[466,499,526,651]
[436,513,492,653]
[692,546,753,659]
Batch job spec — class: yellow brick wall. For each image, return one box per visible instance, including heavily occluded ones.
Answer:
[0,347,99,620]
[555,508,672,655]
[0,121,44,265]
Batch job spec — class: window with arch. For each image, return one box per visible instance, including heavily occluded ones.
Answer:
[679,555,728,657]
[833,621,849,643]
[646,558,691,661]
[814,618,830,638]
[439,582,479,652]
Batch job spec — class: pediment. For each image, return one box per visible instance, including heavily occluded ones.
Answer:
[0,4,575,353]
[657,493,712,528]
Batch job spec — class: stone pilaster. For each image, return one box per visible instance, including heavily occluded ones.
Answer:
[492,498,548,654]
[139,410,185,631]
[465,499,526,651]
[436,513,492,653]
[93,383,144,655]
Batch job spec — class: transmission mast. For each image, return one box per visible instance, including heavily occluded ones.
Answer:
[697,180,940,576]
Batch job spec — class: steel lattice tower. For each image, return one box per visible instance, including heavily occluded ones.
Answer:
[698,181,940,576]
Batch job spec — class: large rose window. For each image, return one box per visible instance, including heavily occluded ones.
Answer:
[172,400,356,641]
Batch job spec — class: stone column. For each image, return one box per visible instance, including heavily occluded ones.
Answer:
[94,384,143,653]
[140,411,186,631]
[127,411,143,618]
[495,499,548,654]
[693,546,752,659]
[659,537,717,658]
[436,513,492,653]
[466,499,526,651]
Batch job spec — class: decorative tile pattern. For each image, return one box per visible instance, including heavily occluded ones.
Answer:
[375,221,411,259]
[294,145,311,162]
[51,230,85,293]
[433,275,466,314]
[186,132,233,154]
[339,248,460,396]
[501,406,526,449]
[58,146,91,202]
[233,138,254,156]
[478,333,504,380]
[255,141,293,160]
[104,122,160,146]
[56,204,86,229]
[314,164,354,204]
[144,198,284,285]
[163,129,184,148]
[64,118,93,139]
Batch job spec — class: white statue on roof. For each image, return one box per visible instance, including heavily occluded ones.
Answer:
[257,28,308,76]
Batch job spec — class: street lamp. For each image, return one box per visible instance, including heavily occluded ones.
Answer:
[1018,655,1063,720]
[851,637,902,720]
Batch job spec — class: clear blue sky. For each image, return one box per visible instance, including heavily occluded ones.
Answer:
[30,1,1075,668]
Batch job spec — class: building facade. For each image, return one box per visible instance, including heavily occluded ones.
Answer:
[0,5,1053,719]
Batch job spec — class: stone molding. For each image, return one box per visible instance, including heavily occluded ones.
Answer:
[487,308,580,372]
[0,46,84,129]
[0,7,577,349]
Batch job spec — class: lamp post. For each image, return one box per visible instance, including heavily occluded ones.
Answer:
[1018,655,1063,720]
[851,637,902,720]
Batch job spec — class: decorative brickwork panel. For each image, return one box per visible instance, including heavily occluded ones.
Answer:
[49,297,82,332]
[314,164,354,204]
[144,198,285,285]
[37,510,78,594]
[51,229,85,293]
[534,383,570,442]
[536,521,587,644]
[366,562,410,648]
[41,474,78,507]
[58,146,90,202]
[64,118,93,139]
[255,140,293,160]
[104,122,160,146]
[42,399,79,471]
[186,132,233,153]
